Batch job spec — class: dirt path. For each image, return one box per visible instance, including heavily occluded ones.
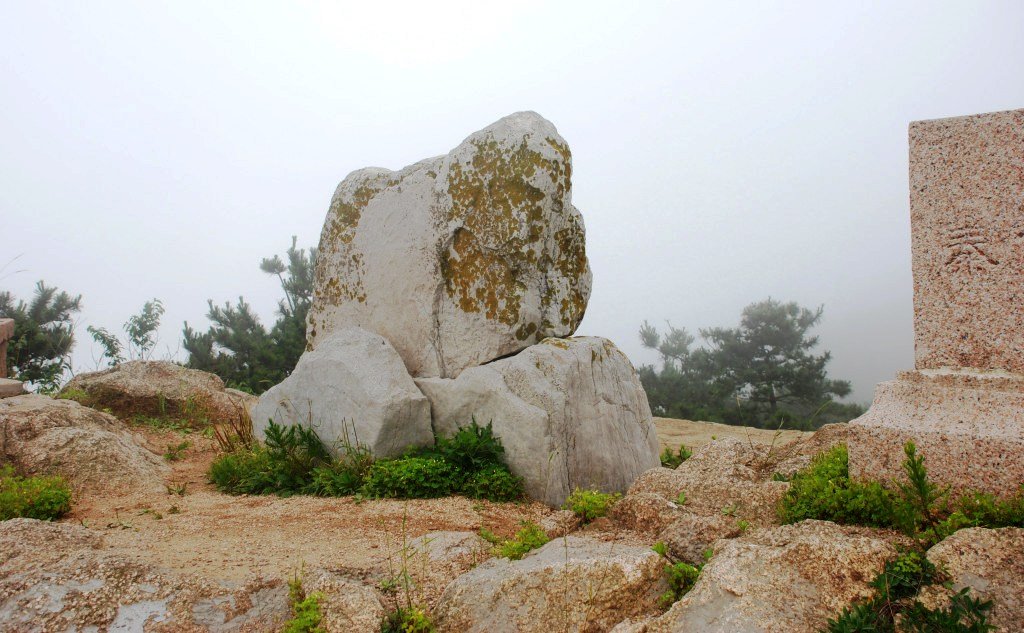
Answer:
[69,427,556,585]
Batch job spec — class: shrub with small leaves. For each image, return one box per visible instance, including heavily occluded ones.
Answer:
[660,444,692,469]
[381,605,435,633]
[562,488,621,523]
[360,457,456,499]
[460,465,524,502]
[483,521,550,560]
[0,465,72,521]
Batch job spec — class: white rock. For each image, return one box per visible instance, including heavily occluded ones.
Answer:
[308,111,592,379]
[416,337,660,506]
[251,328,433,458]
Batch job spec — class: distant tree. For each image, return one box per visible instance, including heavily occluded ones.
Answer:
[0,281,82,392]
[640,299,860,429]
[88,298,166,367]
[183,237,316,394]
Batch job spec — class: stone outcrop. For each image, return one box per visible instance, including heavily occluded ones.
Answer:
[62,360,256,425]
[0,394,168,494]
[435,536,666,633]
[252,328,433,458]
[308,111,592,379]
[919,527,1024,632]
[305,569,386,633]
[646,520,899,633]
[416,337,659,506]
[627,438,789,526]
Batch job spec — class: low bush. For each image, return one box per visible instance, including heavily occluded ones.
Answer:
[0,465,72,521]
[381,605,435,633]
[209,418,524,503]
[360,457,456,499]
[562,488,621,523]
[778,444,897,528]
[283,573,325,633]
[660,444,692,469]
[651,542,704,609]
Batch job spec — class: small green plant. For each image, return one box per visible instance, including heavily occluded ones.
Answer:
[163,440,190,461]
[721,503,739,517]
[895,441,949,539]
[166,481,188,496]
[0,465,72,521]
[660,444,692,469]
[482,521,550,560]
[562,488,621,523]
[736,519,750,534]
[56,387,90,404]
[824,551,993,633]
[381,605,435,633]
[283,573,325,633]
[652,541,702,609]
[460,464,524,502]
[675,491,687,506]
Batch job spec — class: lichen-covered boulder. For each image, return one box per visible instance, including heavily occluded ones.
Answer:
[0,394,169,494]
[251,328,433,458]
[435,536,667,633]
[416,337,660,506]
[62,360,256,424]
[647,520,900,633]
[308,111,592,379]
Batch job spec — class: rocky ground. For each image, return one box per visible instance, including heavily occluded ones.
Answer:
[2,384,1021,632]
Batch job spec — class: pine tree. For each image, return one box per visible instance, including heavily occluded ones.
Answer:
[0,281,82,391]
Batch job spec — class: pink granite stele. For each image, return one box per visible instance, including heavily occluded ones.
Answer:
[848,108,1024,498]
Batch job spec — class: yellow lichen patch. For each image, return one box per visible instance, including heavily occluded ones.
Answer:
[441,134,585,333]
[542,338,571,350]
[314,179,385,307]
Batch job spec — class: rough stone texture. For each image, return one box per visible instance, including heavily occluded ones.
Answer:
[416,337,659,506]
[0,518,290,631]
[406,531,488,565]
[646,521,899,633]
[657,513,741,566]
[305,569,386,633]
[0,394,169,494]
[918,527,1024,633]
[848,109,1024,498]
[909,109,1024,372]
[62,360,257,425]
[435,536,667,633]
[849,370,1024,497]
[308,111,592,379]
[0,377,26,398]
[252,328,433,458]
[609,492,685,537]
[769,422,848,478]
[627,439,789,526]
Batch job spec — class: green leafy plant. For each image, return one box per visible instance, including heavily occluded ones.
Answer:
[652,541,702,609]
[895,441,949,539]
[0,465,72,521]
[381,605,435,633]
[778,443,897,528]
[460,464,524,502]
[562,488,621,523]
[824,551,993,633]
[482,521,550,560]
[163,440,190,461]
[660,444,692,469]
[360,457,456,499]
[283,573,325,633]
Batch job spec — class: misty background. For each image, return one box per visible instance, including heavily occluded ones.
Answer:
[3,1,1023,404]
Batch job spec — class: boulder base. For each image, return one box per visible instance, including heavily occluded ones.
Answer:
[416,337,660,506]
[848,370,1024,498]
[251,328,433,458]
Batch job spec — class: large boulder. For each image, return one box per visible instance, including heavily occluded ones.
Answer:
[435,536,667,633]
[0,394,168,494]
[251,328,433,458]
[646,521,899,633]
[308,111,592,379]
[919,527,1024,632]
[62,360,256,424]
[416,337,660,506]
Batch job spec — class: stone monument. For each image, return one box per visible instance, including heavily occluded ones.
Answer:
[848,108,1024,497]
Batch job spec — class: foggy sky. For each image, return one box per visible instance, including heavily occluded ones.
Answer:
[3,1,1024,403]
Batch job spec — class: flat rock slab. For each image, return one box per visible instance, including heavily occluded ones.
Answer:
[308,111,592,379]
[0,378,26,399]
